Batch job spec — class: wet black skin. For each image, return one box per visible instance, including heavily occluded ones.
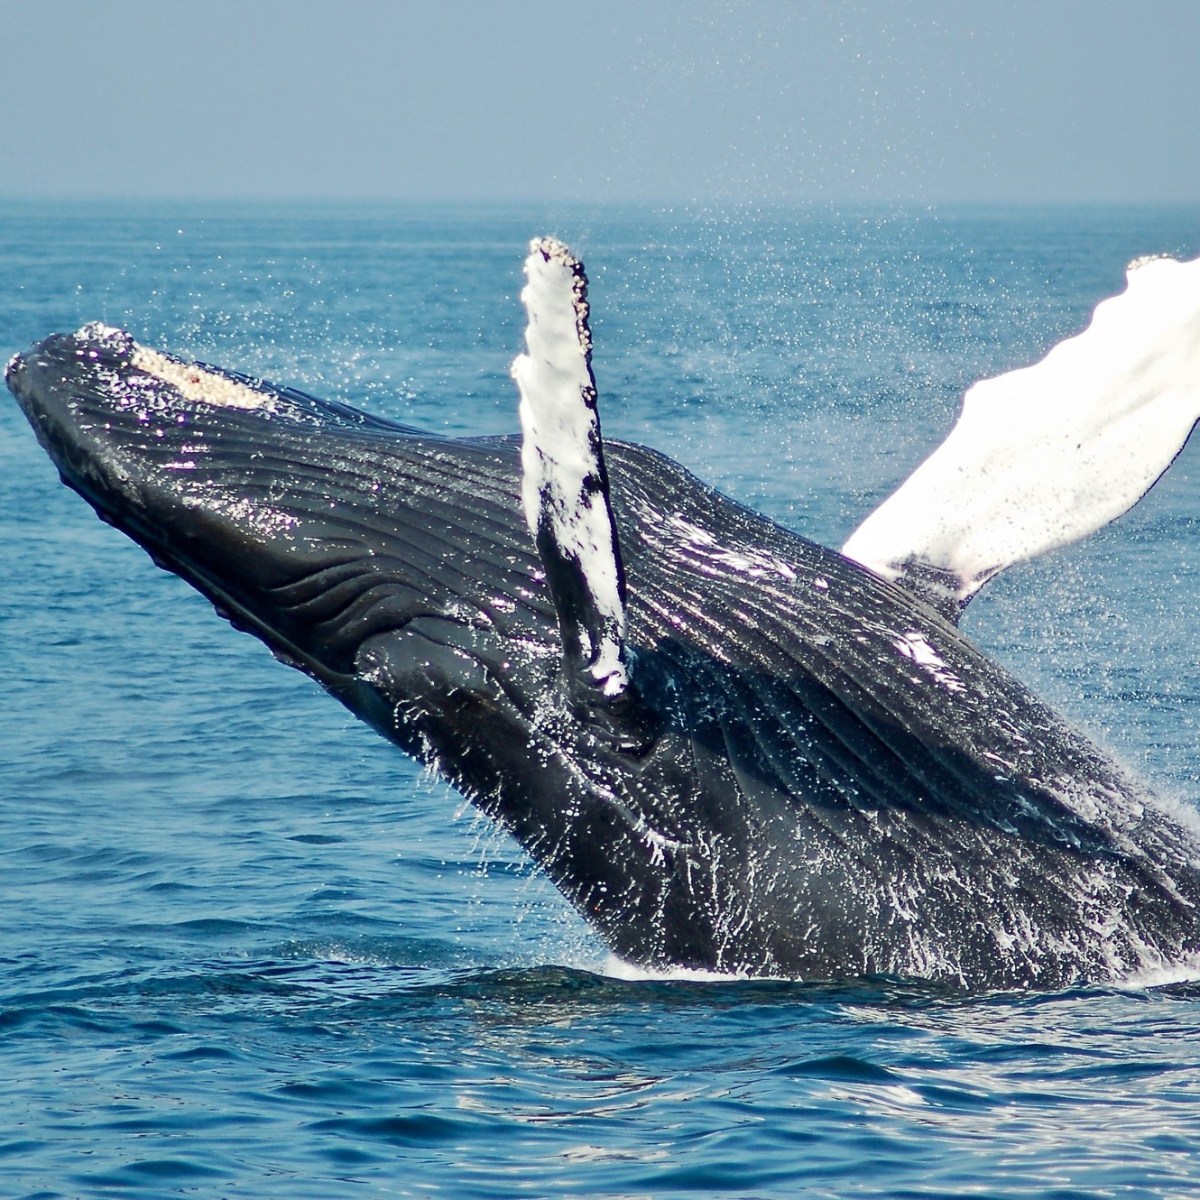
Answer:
[10,326,1200,990]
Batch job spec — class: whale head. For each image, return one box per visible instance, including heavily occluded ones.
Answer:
[6,322,768,973]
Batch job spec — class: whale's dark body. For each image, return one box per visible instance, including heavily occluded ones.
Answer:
[10,325,1200,990]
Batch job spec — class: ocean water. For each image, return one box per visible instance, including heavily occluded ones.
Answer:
[3,201,1200,1198]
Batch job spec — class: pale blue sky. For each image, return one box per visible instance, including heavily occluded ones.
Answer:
[3,1,1198,205]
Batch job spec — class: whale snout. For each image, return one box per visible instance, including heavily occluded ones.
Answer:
[7,329,112,476]
[7,327,293,592]
[7,324,555,693]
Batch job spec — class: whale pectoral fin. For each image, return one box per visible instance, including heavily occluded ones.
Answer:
[511,237,630,699]
[842,253,1200,620]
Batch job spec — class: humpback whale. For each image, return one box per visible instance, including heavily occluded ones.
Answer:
[9,239,1200,991]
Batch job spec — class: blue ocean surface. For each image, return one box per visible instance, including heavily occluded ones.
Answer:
[3,201,1200,1198]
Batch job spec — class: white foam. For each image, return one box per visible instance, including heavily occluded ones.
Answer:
[668,512,799,580]
[1116,956,1200,990]
[600,952,751,983]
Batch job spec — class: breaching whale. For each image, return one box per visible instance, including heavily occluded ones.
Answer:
[9,239,1200,991]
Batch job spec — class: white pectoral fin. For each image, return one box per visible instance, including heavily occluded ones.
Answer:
[511,237,630,698]
[842,253,1200,618]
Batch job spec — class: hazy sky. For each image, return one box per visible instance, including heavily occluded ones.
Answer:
[3,1,1198,205]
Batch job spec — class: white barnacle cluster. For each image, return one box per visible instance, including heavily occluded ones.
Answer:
[128,340,276,412]
[70,323,138,401]
[76,321,135,353]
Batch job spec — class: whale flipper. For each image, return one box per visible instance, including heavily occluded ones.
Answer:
[511,238,631,704]
[842,254,1200,618]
